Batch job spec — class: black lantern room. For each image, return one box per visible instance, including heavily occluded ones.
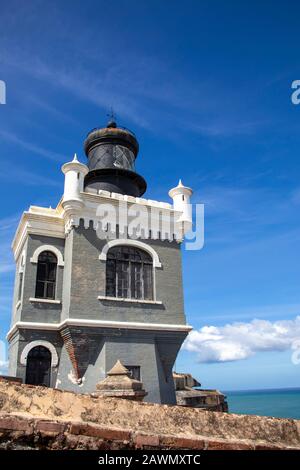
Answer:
[83,118,147,197]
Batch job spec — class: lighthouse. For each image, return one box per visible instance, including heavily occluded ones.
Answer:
[7,117,192,404]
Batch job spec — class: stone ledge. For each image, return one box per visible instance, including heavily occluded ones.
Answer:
[29,297,61,305]
[0,381,299,450]
[0,413,299,450]
[97,295,163,305]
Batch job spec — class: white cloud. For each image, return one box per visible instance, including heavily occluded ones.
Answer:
[183,317,300,363]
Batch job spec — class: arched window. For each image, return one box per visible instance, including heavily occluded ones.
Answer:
[106,246,153,300]
[35,251,57,299]
[25,346,51,387]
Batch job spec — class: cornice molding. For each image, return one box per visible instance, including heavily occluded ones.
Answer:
[7,318,192,341]
[12,210,65,260]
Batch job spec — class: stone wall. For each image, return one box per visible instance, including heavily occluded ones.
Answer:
[0,381,299,450]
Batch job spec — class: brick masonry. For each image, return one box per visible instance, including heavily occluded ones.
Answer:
[0,414,298,450]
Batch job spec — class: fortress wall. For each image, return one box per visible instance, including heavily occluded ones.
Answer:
[0,381,299,450]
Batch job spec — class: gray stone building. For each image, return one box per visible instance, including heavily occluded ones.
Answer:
[7,118,193,404]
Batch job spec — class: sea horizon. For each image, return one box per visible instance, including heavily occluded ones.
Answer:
[220,387,300,420]
[222,386,300,394]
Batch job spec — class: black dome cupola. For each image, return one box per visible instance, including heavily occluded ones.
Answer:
[83,118,147,197]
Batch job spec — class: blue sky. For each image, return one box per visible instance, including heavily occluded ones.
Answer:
[1,0,300,390]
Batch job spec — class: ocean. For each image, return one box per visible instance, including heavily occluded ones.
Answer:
[224,388,300,420]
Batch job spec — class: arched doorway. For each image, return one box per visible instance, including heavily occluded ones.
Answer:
[25,346,51,387]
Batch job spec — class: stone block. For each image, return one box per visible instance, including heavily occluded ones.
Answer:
[160,435,205,449]
[205,439,253,450]
[134,433,160,448]
[35,420,66,434]
[69,423,131,441]
[0,416,32,433]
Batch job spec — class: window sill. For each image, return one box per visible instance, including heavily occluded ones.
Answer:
[98,296,162,305]
[29,297,61,305]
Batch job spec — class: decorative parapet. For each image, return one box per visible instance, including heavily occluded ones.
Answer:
[12,188,188,258]
[61,189,183,241]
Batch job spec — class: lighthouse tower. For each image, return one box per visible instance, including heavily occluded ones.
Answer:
[7,117,192,404]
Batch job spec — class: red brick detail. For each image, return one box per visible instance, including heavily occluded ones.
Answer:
[160,435,205,449]
[134,433,160,448]
[0,376,22,384]
[205,439,253,450]
[35,420,66,434]
[0,416,32,433]
[255,443,285,450]
[60,328,81,380]
[69,423,131,441]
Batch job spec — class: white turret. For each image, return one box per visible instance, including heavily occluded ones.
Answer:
[61,153,89,206]
[168,179,193,234]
